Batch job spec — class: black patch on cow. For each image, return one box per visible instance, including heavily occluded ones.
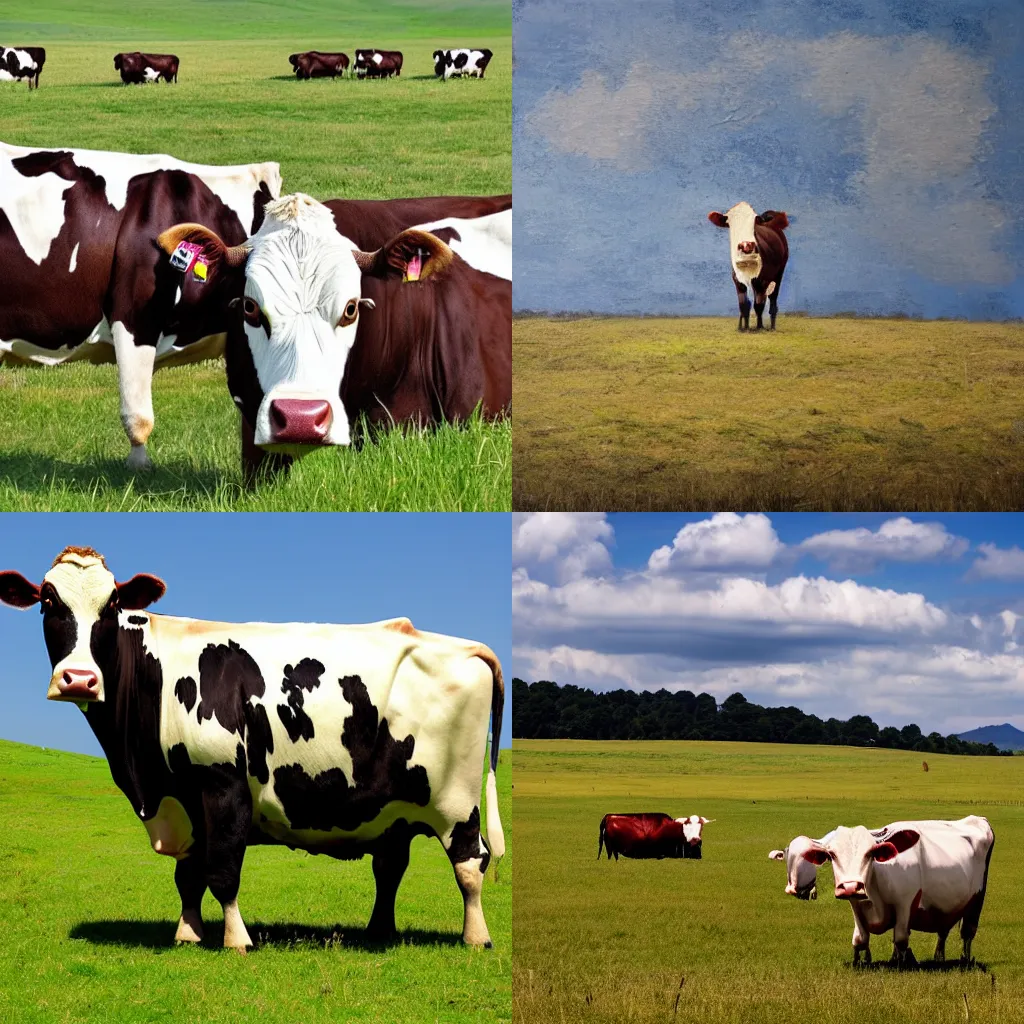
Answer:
[272,673,430,831]
[448,805,490,872]
[244,701,274,784]
[127,615,148,626]
[453,51,468,68]
[251,180,272,234]
[277,658,323,743]
[39,581,77,666]
[426,227,461,247]
[196,640,266,734]
[168,740,246,779]
[174,675,198,713]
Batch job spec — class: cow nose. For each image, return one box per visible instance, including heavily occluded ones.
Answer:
[689,837,701,846]
[268,399,333,445]
[59,669,100,699]
[835,881,865,899]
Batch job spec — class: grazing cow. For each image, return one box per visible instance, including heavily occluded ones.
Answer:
[354,49,403,78]
[598,813,712,860]
[158,192,511,484]
[707,202,789,331]
[0,546,505,950]
[773,818,994,966]
[0,141,281,469]
[115,52,179,84]
[432,49,493,80]
[0,46,45,89]
[769,831,839,900]
[289,51,349,79]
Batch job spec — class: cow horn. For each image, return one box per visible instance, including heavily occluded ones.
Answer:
[352,248,379,272]
[224,244,252,268]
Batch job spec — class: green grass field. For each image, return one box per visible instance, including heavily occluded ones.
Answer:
[513,316,1024,511]
[0,0,511,510]
[0,738,511,1023]
[513,739,1024,1024]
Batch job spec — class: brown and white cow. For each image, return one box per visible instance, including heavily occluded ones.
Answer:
[708,202,789,331]
[0,142,281,470]
[1,46,45,89]
[0,546,505,950]
[772,817,994,966]
[158,192,512,484]
[289,51,349,79]
[114,52,179,84]
[354,49,403,78]
[598,813,712,860]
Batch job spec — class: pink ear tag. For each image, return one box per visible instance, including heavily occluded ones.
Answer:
[404,251,423,282]
[169,241,203,275]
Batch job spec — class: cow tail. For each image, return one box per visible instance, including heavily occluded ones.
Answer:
[598,817,607,860]
[477,645,505,863]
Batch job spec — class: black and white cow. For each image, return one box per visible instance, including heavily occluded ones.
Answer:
[432,49,493,80]
[0,46,45,89]
[0,546,505,950]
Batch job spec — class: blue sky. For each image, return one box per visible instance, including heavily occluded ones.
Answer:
[513,0,1024,317]
[513,513,1024,733]
[0,514,511,756]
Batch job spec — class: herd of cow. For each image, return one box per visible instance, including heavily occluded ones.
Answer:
[0,46,494,87]
[599,811,994,968]
[0,140,512,483]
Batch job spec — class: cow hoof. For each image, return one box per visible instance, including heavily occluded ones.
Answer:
[126,446,153,472]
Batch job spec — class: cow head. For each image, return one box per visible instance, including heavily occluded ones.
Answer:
[769,833,836,900]
[675,815,712,858]
[0,547,165,703]
[159,195,454,455]
[433,50,449,76]
[824,825,921,902]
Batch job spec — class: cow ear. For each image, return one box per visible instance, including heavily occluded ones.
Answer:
[116,573,166,610]
[157,223,250,275]
[802,847,830,866]
[0,571,41,609]
[354,228,455,283]
[708,211,729,228]
[699,817,714,825]
[768,849,785,861]
[868,841,900,863]
[759,210,789,230]
[884,829,920,855]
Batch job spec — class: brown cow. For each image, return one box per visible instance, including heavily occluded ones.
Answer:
[289,51,349,79]
[354,49,403,78]
[598,813,711,860]
[114,52,179,84]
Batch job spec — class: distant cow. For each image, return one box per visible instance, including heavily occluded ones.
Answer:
[771,817,994,966]
[354,49,403,78]
[433,48,493,80]
[708,202,789,331]
[599,813,712,861]
[0,46,45,89]
[289,51,349,79]
[115,52,179,84]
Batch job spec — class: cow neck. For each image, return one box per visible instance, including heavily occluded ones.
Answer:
[82,623,171,821]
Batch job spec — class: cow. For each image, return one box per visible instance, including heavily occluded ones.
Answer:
[354,49,403,78]
[707,202,789,331]
[0,46,45,89]
[0,546,505,950]
[114,52,179,84]
[598,813,712,861]
[769,831,838,900]
[432,49,493,80]
[0,141,281,470]
[289,51,349,79]
[157,192,512,485]
[771,818,994,966]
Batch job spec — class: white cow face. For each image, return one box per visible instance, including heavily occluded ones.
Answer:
[0,547,165,703]
[824,825,922,901]
[769,834,830,900]
[676,815,712,847]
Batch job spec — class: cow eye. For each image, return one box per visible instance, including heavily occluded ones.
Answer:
[242,297,262,327]
[338,298,359,327]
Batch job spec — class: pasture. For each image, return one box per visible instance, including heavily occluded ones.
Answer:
[0,738,511,1023]
[513,739,1024,1024]
[513,316,1024,511]
[0,0,511,511]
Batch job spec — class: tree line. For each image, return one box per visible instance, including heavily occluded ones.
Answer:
[512,679,1011,756]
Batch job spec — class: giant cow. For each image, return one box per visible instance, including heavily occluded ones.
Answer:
[289,51,349,79]
[598,813,712,860]
[770,817,994,965]
[708,202,789,331]
[0,546,505,950]
[115,52,179,84]
[0,141,281,469]
[1,46,45,89]
[354,49,403,78]
[157,192,512,484]
[432,49,493,80]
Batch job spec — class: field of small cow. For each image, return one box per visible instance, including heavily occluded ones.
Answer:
[0,0,511,510]
[513,315,1024,511]
[513,739,1024,1024]
[0,739,511,1023]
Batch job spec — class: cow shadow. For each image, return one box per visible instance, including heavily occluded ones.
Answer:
[852,958,992,975]
[70,919,463,951]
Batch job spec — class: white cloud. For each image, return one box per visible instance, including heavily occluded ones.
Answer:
[648,513,783,574]
[970,544,1024,579]
[512,512,613,583]
[800,517,969,571]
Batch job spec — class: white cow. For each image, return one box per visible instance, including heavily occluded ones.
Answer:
[432,48,493,80]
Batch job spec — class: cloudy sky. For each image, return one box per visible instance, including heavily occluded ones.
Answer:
[513,512,1024,734]
[513,0,1024,318]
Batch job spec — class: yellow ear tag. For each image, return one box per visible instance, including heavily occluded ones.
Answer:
[193,259,208,281]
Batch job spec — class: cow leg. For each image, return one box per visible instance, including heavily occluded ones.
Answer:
[933,930,948,963]
[366,831,412,940]
[768,287,780,330]
[202,779,253,950]
[851,908,871,966]
[112,321,157,471]
[733,278,750,331]
[174,852,207,943]
[445,810,493,948]
[752,283,767,330]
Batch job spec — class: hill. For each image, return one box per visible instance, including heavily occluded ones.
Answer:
[957,723,1024,750]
